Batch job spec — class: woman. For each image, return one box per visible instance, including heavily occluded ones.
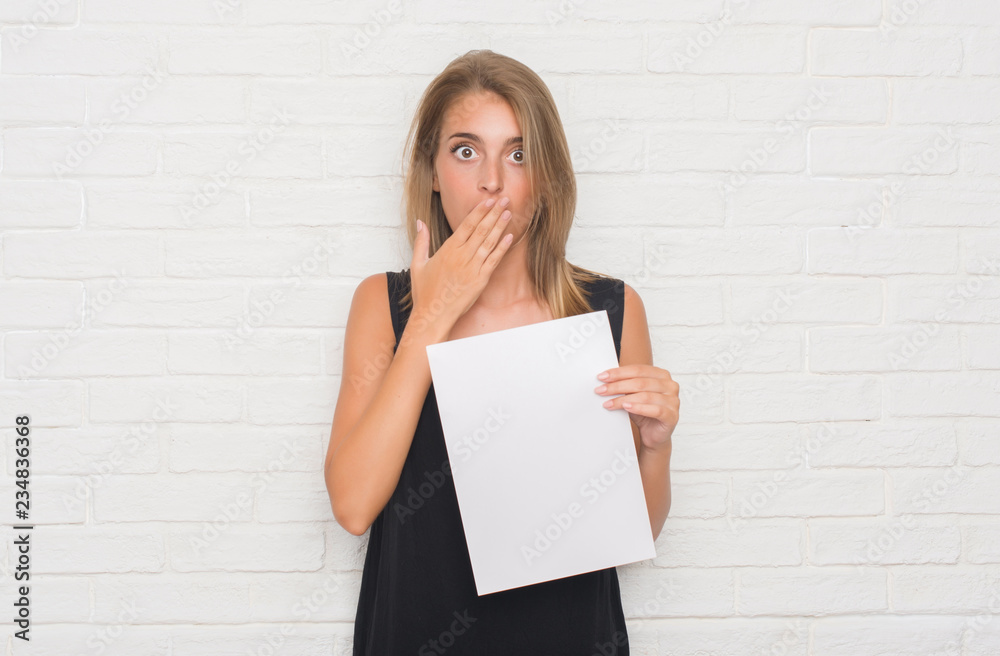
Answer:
[324,49,678,655]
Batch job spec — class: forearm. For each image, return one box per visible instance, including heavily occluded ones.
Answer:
[327,311,450,535]
[638,441,671,541]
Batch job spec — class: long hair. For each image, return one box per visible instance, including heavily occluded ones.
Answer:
[397,49,605,320]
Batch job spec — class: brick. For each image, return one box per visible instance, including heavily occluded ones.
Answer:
[732,0,880,25]
[0,475,87,523]
[809,516,961,566]
[327,26,485,75]
[670,424,800,471]
[734,77,886,123]
[571,76,729,121]
[812,615,968,655]
[256,472,334,523]
[86,179,246,229]
[0,180,81,228]
[3,128,159,177]
[167,424,324,473]
[6,330,166,378]
[648,26,806,74]
[0,29,158,75]
[642,227,804,275]
[891,178,1000,228]
[18,424,159,475]
[89,377,242,423]
[652,518,802,567]
[811,28,962,76]
[728,176,882,227]
[246,282,352,328]
[0,381,83,428]
[805,419,958,467]
[85,281,245,328]
[957,420,1000,466]
[808,227,958,274]
[165,231,335,277]
[0,0,77,23]
[889,372,1000,418]
[732,279,882,324]
[169,525,324,572]
[168,30,321,75]
[962,128,1000,176]
[247,378,338,424]
[564,120,644,173]
[249,180,400,228]
[891,465,1000,514]
[809,325,962,372]
[963,520,1000,564]
[668,476,727,518]
[91,573,252,623]
[0,282,83,328]
[729,374,882,423]
[738,566,887,615]
[251,77,409,125]
[88,75,247,125]
[0,76,86,123]
[168,331,322,375]
[648,128,806,173]
[810,126,959,176]
[34,527,164,573]
[967,28,1000,75]
[731,469,885,517]
[964,231,1000,275]
[894,79,1000,124]
[967,326,1000,369]
[84,0,242,23]
[93,473,255,522]
[890,276,1000,323]
[639,285,725,327]
[163,130,321,180]
[653,325,802,374]
[4,231,161,278]
[618,566,735,617]
[892,564,1000,612]
[577,174,725,228]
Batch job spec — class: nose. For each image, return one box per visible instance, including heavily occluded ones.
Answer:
[478,156,503,195]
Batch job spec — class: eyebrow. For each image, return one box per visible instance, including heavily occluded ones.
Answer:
[447,132,522,148]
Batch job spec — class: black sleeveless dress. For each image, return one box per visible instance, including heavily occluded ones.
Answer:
[352,268,630,655]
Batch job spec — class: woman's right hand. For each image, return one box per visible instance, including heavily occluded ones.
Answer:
[409,197,515,335]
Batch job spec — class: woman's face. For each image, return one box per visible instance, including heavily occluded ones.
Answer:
[432,91,534,242]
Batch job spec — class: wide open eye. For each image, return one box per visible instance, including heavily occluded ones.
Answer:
[450,143,477,160]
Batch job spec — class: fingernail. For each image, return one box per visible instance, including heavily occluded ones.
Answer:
[500,197,510,207]
[485,198,496,208]
[598,372,609,380]
[416,219,423,232]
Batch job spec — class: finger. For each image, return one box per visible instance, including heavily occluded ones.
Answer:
[412,218,430,269]
[482,228,515,272]
[476,208,513,263]
[454,198,500,245]
[462,198,508,254]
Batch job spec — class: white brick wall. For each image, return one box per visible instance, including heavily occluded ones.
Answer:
[1,1,997,654]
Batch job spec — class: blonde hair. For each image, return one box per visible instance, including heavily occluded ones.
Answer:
[398,49,605,320]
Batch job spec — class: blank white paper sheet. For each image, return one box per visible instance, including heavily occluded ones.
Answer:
[425,309,656,596]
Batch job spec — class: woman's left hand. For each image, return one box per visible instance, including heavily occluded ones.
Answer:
[595,364,679,452]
